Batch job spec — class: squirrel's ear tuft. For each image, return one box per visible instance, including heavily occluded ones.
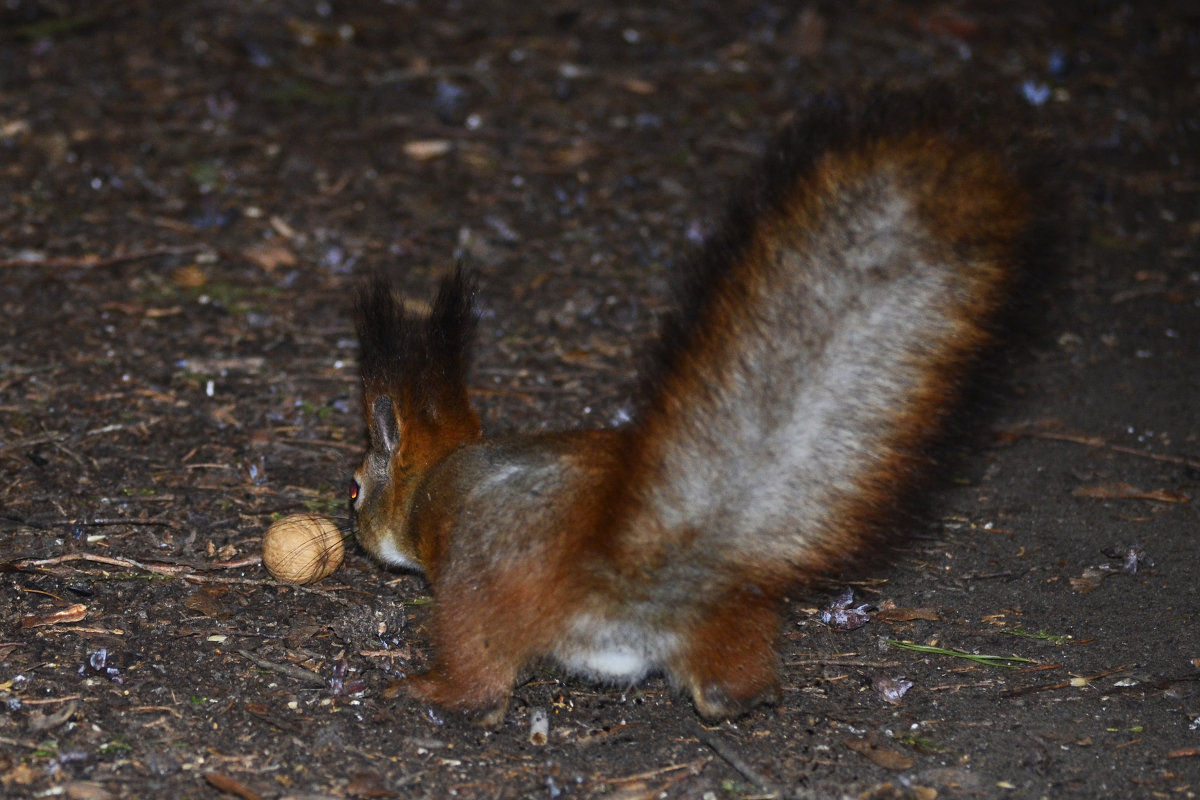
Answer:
[356,277,409,399]
[355,269,479,424]
[369,395,401,459]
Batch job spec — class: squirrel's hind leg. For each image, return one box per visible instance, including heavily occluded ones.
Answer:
[670,587,783,720]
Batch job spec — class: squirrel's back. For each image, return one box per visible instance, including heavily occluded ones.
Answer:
[605,95,1030,589]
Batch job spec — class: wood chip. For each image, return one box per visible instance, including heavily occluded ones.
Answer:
[403,139,452,160]
[621,77,655,94]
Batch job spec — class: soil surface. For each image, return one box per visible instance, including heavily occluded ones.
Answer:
[2,2,1198,799]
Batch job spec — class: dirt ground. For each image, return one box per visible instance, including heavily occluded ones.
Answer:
[2,1,1198,798]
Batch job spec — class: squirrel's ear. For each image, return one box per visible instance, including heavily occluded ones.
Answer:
[369,395,401,458]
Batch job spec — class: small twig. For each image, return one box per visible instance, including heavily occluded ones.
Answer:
[76,517,179,528]
[367,63,500,96]
[0,245,211,270]
[11,551,358,606]
[243,703,305,735]
[274,436,361,452]
[1000,664,1130,698]
[15,552,193,576]
[235,649,326,688]
[1168,747,1200,758]
[54,517,182,531]
[213,555,263,569]
[117,705,183,718]
[184,574,357,607]
[604,755,711,787]
[47,437,87,467]
[964,570,1026,581]
[17,695,81,706]
[686,721,780,798]
[0,735,41,750]
[359,648,414,660]
[786,658,902,668]
[1002,426,1200,470]
[14,551,260,572]
[0,423,140,453]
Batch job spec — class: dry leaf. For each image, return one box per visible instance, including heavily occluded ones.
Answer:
[819,587,874,631]
[210,406,240,427]
[344,772,392,798]
[3,762,40,786]
[61,782,115,800]
[242,240,297,272]
[876,605,940,622]
[550,140,599,169]
[185,587,233,618]
[172,264,208,288]
[22,603,88,628]
[27,701,77,733]
[844,737,914,770]
[873,675,914,705]
[204,773,266,800]
[1069,566,1112,593]
[62,782,115,800]
[621,77,655,95]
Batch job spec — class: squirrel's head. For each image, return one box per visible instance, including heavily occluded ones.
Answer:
[351,272,481,570]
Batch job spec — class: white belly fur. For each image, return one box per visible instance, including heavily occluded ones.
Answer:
[556,614,674,684]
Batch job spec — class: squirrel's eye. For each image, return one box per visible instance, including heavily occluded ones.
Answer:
[348,479,360,502]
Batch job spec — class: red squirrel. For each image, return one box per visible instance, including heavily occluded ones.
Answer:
[349,93,1032,725]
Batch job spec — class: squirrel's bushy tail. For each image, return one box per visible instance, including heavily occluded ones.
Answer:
[610,95,1031,582]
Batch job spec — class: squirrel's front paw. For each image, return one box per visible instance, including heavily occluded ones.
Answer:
[402,669,510,728]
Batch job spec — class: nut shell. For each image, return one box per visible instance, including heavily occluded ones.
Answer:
[262,514,344,584]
